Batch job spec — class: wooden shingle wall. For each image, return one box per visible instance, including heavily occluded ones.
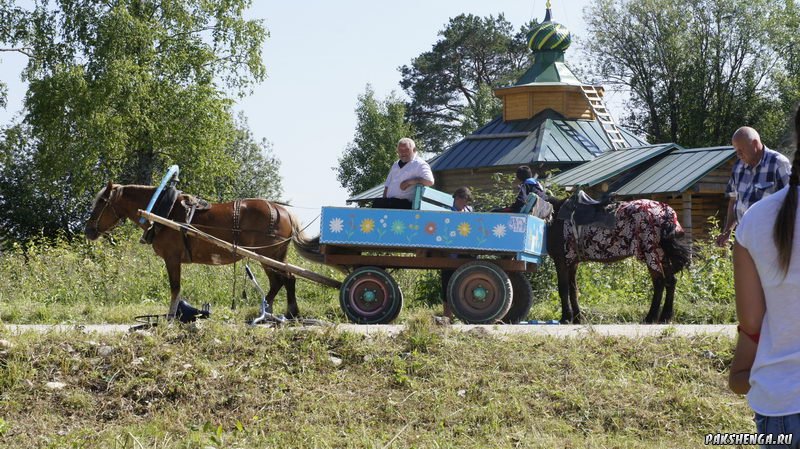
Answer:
[500,86,594,121]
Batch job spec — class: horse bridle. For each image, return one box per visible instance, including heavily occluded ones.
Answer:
[90,188,125,234]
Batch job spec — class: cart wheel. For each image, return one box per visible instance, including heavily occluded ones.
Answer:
[502,272,534,324]
[447,261,512,324]
[340,267,403,324]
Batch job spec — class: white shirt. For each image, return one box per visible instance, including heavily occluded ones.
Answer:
[384,155,434,201]
[737,185,800,416]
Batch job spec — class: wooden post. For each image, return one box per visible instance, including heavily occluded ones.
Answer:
[682,192,693,241]
[138,210,342,289]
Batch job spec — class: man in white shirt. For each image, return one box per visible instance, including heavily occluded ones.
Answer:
[373,137,434,209]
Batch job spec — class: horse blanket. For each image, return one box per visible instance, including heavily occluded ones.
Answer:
[563,199,683,274]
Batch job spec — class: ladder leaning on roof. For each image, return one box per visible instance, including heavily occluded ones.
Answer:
[580,84,627,151]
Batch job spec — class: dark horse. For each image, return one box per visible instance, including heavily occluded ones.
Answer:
[546,195,692,324]
[84,182,324,318]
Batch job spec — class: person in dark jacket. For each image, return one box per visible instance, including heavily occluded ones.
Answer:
[494,166,545,213]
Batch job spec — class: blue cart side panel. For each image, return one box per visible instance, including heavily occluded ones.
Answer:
[320,207,547,258]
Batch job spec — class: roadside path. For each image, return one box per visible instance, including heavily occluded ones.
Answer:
[3,323,737,338]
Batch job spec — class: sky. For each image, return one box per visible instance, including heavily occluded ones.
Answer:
[0,0,609,227]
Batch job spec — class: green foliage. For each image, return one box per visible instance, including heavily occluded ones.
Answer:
[335,85,416,196]
[0,0,273,244]
[213,112,284,202]
[586,0,798,147]
[0,124,85,244]
[458,82,503,137]
[770,0,800,149]
[674,218,736,322]
[399,14,532,153]
[471,172,517,212]
[411,270,444,307]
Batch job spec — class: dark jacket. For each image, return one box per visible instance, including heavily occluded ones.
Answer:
[508,178,545,213]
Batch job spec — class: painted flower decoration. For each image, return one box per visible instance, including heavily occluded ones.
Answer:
[360,219,375,234]
[457,222,471,237]
[492,224,507,238]
[329,217,344,233]
[425,222,437,234]
[391,220,406,235]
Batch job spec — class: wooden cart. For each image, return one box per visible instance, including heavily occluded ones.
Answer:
[319,187,547,324]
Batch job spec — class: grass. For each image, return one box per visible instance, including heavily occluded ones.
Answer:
[0,222,735,325]
[0,224,750,447]
[0,319,753,448]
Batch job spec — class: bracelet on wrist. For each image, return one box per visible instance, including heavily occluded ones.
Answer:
[737,325,760,344]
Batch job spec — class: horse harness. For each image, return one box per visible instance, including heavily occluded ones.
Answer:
[140,187,181,244]
[558,191,618,259]
[180,197,281,262]
[140,186,283,260]
[92,190,125,232]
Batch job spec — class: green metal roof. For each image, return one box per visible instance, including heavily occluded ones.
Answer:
[548,143,680,188]
[513,51,582,86]
[430,110,649,171]
[614,146,735,196]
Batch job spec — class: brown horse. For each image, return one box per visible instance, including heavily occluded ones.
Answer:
[546,195,692,324]
[84,182,324,318]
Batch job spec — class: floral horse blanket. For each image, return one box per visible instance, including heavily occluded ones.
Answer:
[563,199,684,274]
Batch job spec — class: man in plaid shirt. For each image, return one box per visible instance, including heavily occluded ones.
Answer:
[716,126,791,247]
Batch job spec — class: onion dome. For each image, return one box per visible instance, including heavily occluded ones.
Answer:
[526,3,571,53]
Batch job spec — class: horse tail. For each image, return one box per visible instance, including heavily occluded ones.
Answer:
[660,205,692,273]
[285,211,324,264]
[661,234,692,273]
[286,210,347,273]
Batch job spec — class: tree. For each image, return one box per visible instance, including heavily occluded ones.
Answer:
[336,86,415,196]
[399,14,532,154]
[214,112,283,202]
[770,0,800,149]
[0,0,267,242]
[585,0,793,147]
[0,124,74,243]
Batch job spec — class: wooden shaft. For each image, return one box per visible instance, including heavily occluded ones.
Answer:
[139,210,342,289]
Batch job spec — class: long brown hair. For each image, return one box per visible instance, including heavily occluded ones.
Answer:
[774,107,800,275]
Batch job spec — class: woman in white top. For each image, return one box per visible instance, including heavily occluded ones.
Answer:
[730,107,800,448]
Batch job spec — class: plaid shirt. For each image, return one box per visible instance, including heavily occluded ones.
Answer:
[726,146,791,223]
